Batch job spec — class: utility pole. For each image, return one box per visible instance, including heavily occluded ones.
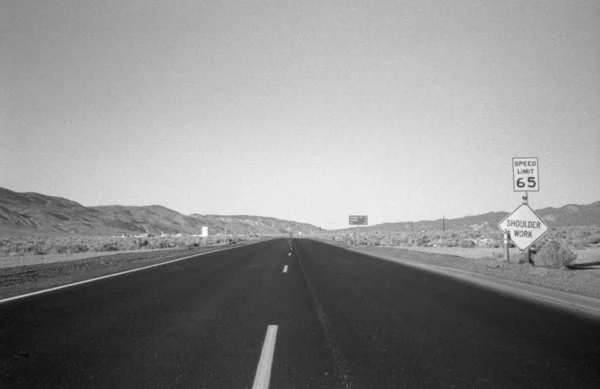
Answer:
[224,227,227,243]
[442,215,445,233]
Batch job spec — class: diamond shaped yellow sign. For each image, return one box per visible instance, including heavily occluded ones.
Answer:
[498,204,548,251]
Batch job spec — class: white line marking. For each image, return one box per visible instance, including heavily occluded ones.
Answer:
[283,265,288,273]
[252,325,278,389]
[288,253,291,256]
[320,240,600,318]
[433,267,600,315]
[0,245,247,304]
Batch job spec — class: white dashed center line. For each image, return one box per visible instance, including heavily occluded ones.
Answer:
[252,325,279,389]
[283,265,288,273]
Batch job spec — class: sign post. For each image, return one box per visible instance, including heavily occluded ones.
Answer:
[521,194,530,264]
[503,232,510,262]
[349,215,368,244]
[500,157,545,262]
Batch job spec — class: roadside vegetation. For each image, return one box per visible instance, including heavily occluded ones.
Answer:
[534,240,577,269]
[318,226,599,248]
[316,226,600,267]
[0,234,260,257]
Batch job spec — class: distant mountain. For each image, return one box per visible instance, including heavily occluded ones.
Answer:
[0,187,105,236]
[331,201,600,233]
[188,214,322,236]
[0,187,322,236]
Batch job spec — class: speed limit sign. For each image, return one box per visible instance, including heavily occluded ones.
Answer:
[513,157,539,192]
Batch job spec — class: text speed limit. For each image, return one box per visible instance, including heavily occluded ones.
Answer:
[513,157,539,192]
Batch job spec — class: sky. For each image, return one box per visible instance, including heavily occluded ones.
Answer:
[1,1,599,229]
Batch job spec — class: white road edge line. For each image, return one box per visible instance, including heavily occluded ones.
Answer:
[334,243,600,317]
[252,325,278,389]
[283,265,288,273]
[436,267,600,315]
[0,244,245,304]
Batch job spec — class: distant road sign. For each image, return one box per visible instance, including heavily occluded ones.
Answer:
[498,204,548,250]
[349,215,368,225]
[201,226,208,237]
[513,157,539,192]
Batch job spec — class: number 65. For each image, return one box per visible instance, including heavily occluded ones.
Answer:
[517,177,536,188]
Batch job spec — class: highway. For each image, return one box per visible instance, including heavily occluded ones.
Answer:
[1,238,599,388]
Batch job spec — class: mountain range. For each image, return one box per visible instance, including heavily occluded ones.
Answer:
[334,201,600,233]
[1,187,598,237]
[0,187,322,237]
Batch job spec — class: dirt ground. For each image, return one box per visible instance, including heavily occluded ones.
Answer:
[0,242,238,269]
[0,248,166,269]
[404,246,600,263]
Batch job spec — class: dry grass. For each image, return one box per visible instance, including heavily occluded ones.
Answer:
[316,226,600,254]
[534,240,577,268]
[0,234,257,258]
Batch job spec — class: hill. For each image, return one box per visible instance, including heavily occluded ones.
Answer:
[189,214,321,236]
[331,201,600,233]
[0,187,322,236]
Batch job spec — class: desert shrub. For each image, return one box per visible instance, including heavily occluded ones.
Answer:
[0,234,250,257]
[534,240,577,269]
[68,244,89,253]
[24,243,48,255]
[150,240,170,249]
[445,239,459,247]
[98,242,119,252]
[176,240,188,248]
[414,235,429,247]
[48,244,70,254]
[433,239,447,247]
[586,234,600,245]
[576,230,591,238]
[459,239,475,248]
[486,239,501,248]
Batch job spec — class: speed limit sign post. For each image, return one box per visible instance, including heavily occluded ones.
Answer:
[508,157,541,263]
[513,157,539,192]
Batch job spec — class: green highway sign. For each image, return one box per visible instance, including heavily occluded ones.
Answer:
[349,215,368,225]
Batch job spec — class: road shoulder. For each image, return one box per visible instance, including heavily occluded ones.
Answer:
[0,241,263,301]
[309,239,600,319]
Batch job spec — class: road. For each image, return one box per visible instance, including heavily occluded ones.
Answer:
[1,238,599,388]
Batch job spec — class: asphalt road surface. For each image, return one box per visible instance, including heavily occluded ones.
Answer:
[2,238,599,388]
